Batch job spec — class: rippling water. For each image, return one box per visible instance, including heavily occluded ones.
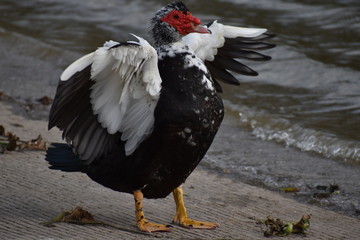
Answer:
[1,0,360,216]
[214,0,360,163]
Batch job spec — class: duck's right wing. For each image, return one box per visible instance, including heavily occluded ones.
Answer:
[49,35,162,164]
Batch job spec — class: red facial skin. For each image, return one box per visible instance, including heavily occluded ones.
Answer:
[160,10,209,35]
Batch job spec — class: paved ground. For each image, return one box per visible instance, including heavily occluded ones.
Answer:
[1,102,360,239]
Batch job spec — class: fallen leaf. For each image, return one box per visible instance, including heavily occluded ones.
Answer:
[0,125,47,152]
[263,215,311,237]
[6,132,19,151]
[41,206,96,227]
[62,206,96,223]
[41,206,149,235]
[292,215,311,234]
[20,135,47,151]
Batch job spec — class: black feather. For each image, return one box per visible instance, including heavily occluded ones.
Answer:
[45,143,84,172]
[218,48,272,61]
[206,32,275,92]
[48,63,122,165]
[212,55,258,76]
[223,38,276,50]
[213,79,223,93]
[48,66,92,130]
[205,61,240,85]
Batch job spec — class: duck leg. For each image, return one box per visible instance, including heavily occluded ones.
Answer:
[133,190,172,232]
[172,186,219,229]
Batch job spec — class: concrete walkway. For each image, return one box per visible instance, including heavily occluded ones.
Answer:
[1,102,360,239]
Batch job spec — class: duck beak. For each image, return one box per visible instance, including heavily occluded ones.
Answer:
[192,24,210,34]
[183,22,210,35]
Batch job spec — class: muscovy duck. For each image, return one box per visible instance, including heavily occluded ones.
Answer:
[46,1,275,232]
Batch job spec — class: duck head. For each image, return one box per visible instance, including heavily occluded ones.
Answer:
[150,2,210,46]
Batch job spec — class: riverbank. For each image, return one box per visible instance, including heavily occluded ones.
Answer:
[1,101,360,239]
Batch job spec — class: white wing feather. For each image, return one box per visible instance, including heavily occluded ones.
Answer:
[60,53,94,81]
[182,21,267,62]
[90,36,161,155]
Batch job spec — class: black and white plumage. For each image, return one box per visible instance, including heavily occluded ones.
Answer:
[46,1,274,232]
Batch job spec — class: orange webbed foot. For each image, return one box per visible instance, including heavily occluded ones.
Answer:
[172,186,219,230]
[173,215,219,229]
[134,190,172,233]
[137,219,172,232]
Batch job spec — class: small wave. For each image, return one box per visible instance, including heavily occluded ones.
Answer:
[238,110,360,162]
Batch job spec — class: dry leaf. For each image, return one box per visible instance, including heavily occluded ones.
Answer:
[20,135,47,151]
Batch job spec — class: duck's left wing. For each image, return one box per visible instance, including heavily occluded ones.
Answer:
[182,21,275,92]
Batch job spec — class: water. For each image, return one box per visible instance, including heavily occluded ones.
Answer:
[1,0,360,217]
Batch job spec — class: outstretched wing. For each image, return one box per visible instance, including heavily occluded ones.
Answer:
[182,21,275,92]
[49,35,162,164]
